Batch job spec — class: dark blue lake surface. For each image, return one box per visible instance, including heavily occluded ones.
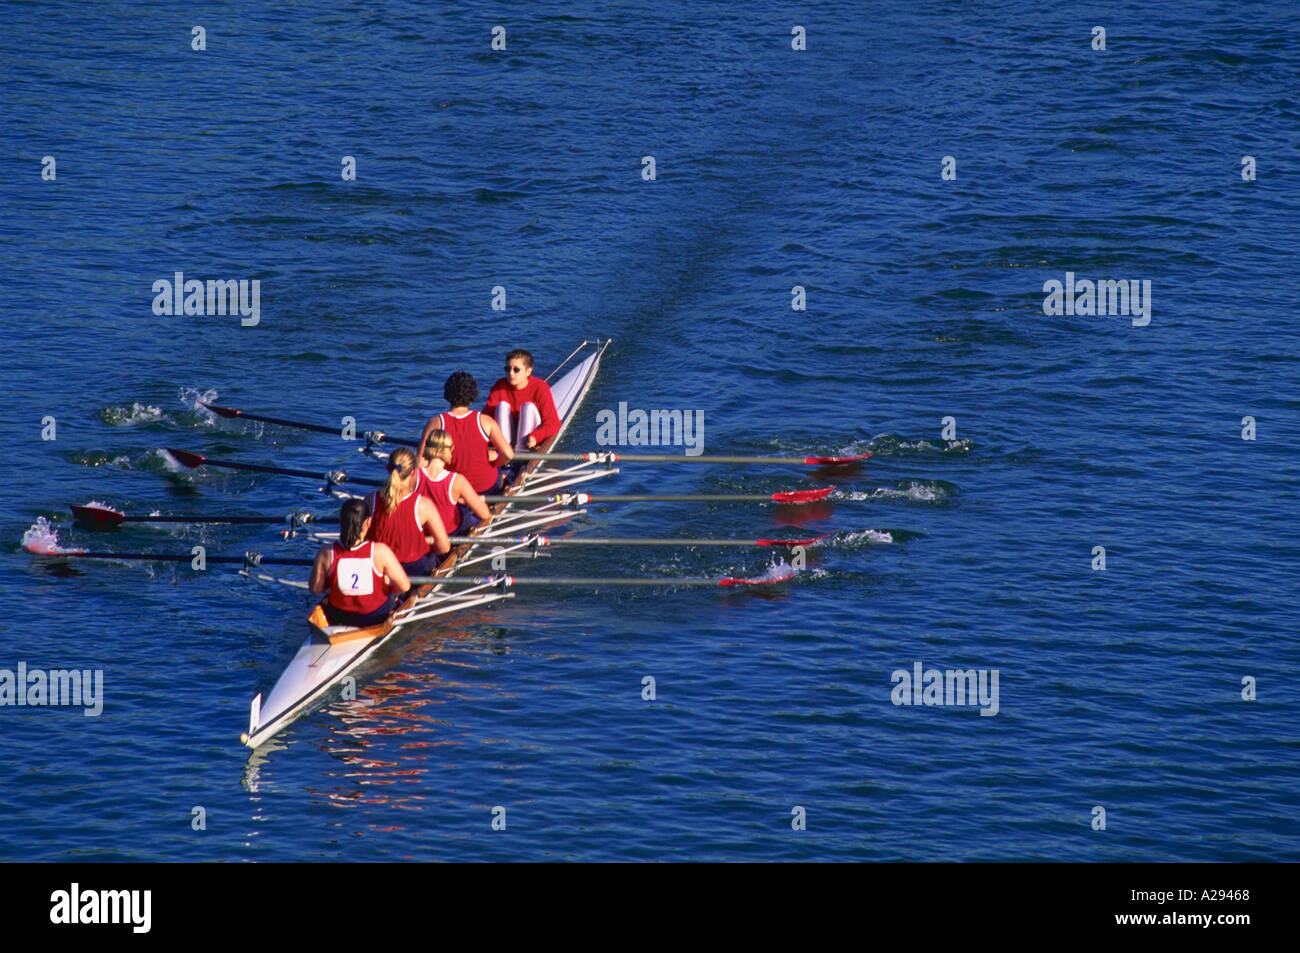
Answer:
[2,1,1298,861]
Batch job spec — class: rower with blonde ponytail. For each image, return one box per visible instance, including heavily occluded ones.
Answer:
[419,429,493,536]
[367,446,451,575]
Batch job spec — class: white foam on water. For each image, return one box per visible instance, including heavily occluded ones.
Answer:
[729,557,794,584]
[843,529,894,544]
[22,516,71,555]
[180,386,220,413]
[865,435,972,455]
[841,482,946,503]
[101,402,165,426]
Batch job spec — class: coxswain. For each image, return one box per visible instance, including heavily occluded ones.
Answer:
[367,446,450,576]
[419,428,493,536]
[485,349,560,451]
[309,498,411,628]
[418,371,513,495]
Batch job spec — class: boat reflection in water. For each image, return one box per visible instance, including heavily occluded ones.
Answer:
[322,616,519,815]
[771,498,835,526]
[240,605,509,797]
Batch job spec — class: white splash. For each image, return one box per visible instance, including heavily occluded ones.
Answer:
[22,517,72,555]
[843,529,894,544]
[181,386,221,424]
[101,402,164,426]
[842,482,945,503]
[757,557,794,582]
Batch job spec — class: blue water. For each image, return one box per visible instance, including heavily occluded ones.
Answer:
[2,1,1298,861]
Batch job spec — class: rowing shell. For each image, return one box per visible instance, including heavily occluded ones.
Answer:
[241,339,611,748]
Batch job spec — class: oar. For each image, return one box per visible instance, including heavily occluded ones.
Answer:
[33,548,796,586]
[409,569,796,588]
[482,487,835,505]
[70,503,317,528]
[200,400,864,467]
[27,548,313,566]
[201,401,351,436]
[199,400,421,446]
[510,451,872,466]
[458,533,831,548]
[164,448,383,487]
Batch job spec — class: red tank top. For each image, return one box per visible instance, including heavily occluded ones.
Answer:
[421,468,461,534]
[366,488,430,563]
[440,410,498,494]
[327,540,389,615]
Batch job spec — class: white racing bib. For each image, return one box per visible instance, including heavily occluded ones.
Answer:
[335,556,375,596]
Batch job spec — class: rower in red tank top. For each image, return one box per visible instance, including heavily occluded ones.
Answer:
[418,371,514,496]
[419,428,493,535]
[367,447,450,576]
[485,348,560,450]
[309,498,412,628]
[327,539,387,617]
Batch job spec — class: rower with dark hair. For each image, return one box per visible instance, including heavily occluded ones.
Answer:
[309,498,411,628]
[418,371,514,495]
[485,349,560,451]
[367,446,450,576]
[420,429,493,535]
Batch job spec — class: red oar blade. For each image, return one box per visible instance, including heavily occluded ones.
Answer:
[772,486,835,504]
[804,453,872,465]
[754,533,831,547]
[165,447,207,469]
[70,504,127,527]
[198,400,241,420]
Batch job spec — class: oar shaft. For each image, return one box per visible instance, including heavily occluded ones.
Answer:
[166,448,382,486]
[202,458,321,480]
[456,535,788,547]
[481,486,831,505]
[510,451,871,465]
[408,575,722,587]
[202,402,420,446]
[484,493,781,503]
[206,404,344,436]
[70,504,320,529]
[117,515,292,525]
[589,494,776,502]
[39,551,313,566]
